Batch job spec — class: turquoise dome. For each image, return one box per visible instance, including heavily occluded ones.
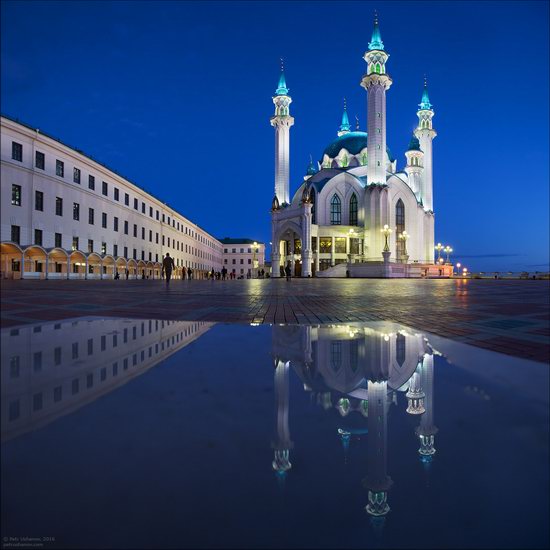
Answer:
[323,131,394,161]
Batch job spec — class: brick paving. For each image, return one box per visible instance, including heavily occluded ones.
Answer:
[1,278,549,363]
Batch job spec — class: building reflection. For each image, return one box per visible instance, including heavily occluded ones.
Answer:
[271,323,438,524]
[1,318,213,442]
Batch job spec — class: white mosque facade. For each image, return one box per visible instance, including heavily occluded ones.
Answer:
[270,19,452,278]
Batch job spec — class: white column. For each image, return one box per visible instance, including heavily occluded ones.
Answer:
[331,236,335,266]
[45,255,49,280]
[67,256,71,279]
[302,204,312,277]
[20,252,24,279]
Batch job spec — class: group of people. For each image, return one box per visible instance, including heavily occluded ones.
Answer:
[114,253,274,286]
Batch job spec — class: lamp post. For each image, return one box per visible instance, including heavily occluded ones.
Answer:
[381,225,392,253]
[398,231,410,264]
[462,267,468,278]
[455,262,461,277]
[435,243,444,263]
[348,228,356,264]
[444,245,453,264]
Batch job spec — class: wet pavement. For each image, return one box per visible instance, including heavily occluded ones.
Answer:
[1,317,548,549]
[1,278,549,363]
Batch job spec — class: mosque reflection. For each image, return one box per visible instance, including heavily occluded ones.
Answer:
[271,323,437,522]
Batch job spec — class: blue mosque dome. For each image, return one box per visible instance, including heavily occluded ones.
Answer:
[407,135,421,151]
[322,131,394,162]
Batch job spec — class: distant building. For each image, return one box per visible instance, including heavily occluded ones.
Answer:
[220,238,266,277]
[270,17,452,278]
[1,116,223,280]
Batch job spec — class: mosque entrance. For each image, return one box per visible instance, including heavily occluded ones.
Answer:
[294,259,302,277]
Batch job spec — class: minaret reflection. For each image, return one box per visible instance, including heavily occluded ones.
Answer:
[272,359,293,478]
[416,353,438,462]
[271,323,438,522]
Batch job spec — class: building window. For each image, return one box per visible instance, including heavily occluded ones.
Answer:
[11,184,21,206]
[35,190,44,211]
[350,238,360,255]
[56,160,64,177]
[89,175,95,190]
[101,242,107,255]
[349,193,358,226]
[141,227,145,240]
[142,202,145,214]
[330,341,342,371]
[149,230,152,242]
[72,236,79,251]
[12,141,23,161]
[102,212,107,228]
[133,248,137,260]
[55,197,63,216]
[73,202,80,221]
[133,224,137,238]
[35,151,45,169]
[72,342,79,359]
[113,244,118,256]
[330,194,341,225]
[319,237,332,253]
[34,229,43,246]
[88,239,93,253]
[55,233,62,248]
[156,210,159,220]
[134,198,138,210]
[73,167,81,184]
[102,181,108,196]
[124,246,128,258]
[335,237,346,253]
[114,188,119,201]
[125,193,129,206]
[124,221,128,234]
[114,217,119,231]
[396,333,406,366]
[149,206,153,217]
[396,199,405,260]
[88,208,94,225]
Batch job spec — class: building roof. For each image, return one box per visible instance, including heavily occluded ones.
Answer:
[219,238,264,245]
[1,114,217,240]
[322,131,394,161]
[407,135,422,151]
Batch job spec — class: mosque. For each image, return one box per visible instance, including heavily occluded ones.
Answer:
[270,17,452,278]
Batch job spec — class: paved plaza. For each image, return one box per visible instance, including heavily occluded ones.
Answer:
[1,278,548,363]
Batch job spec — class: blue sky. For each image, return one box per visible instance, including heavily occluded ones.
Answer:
[1,0,548,271]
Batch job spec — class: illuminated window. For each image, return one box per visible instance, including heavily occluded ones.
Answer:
[349,193,358,226]
[330,194,341,225]
[396,199,405,259]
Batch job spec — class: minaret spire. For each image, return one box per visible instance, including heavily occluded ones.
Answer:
[338,97,351,136]
[270,59,294,206]
[368,10,385,51]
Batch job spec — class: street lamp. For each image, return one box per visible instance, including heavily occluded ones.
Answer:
[435,243,444,263]
[381,224,392,253]
[456,262,461,277]
[462,267,468,278]
[398,231,410,263]
[444,245,453,264]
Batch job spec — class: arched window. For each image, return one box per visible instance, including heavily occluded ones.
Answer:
[375,63,381,74]
[331,341,342,372]
[330,194,341,225]
[310,189,316,224]
[349,193,358,226]
[396,334,406,367]
[396,199,405,260]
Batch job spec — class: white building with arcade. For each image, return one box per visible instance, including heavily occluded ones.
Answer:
[0,116,224,280]
[270,17,452,278]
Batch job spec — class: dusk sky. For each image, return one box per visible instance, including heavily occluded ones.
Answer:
[1,0,548,271]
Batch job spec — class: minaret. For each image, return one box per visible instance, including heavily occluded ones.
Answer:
[414,78,437,211]
[404,134,424,202]
[361,13,392,185]
[270,60,294,206]
[337,98,351,136]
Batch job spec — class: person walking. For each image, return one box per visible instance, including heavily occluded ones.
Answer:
[285,264,291,282]
[181,266,187,280]
[221,266,227,280]
[162,253,175,286]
